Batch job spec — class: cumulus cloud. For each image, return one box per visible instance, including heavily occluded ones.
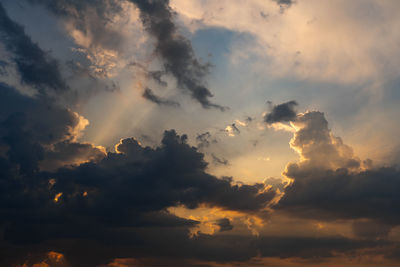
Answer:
[0,123,276,265]
[276,111,400,229]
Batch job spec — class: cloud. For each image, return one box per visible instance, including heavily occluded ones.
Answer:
[273,0,295,13]
[211,153,229,166]
[274,0,294,6]
[0,3,68,92]
[171,0,400,85]
[27,0,226,110]
[196,132,217,150]
[276,111,400,229]
[129,0,225,110]
[40,141,106,171]
[264,100,298,124]
[1,2,400,266]
[142,87,180,107]
[0,120,276,265]
[225,123,240,137]
[215,218,234,232]
[0,82,89,173]
[26,0,124,51]
[0,82,397,266]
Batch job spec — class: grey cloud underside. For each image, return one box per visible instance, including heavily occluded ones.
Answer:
[264,100,298,124]
[0,3,67,92]
[142,87,180,107]
[0,83,101,174]
[278,166,400,224]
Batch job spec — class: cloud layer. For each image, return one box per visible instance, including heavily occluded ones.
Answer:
[0,1,400,267]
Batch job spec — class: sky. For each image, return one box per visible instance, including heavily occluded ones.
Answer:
[0,0,400,266]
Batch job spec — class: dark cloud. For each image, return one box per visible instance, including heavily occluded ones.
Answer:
[0,60,9,75]
[256,236,382,259]
[40,141,106,171]
[264,100,298,124]
[215,218,233,232]
[0,86,397,264]
[352,219,393,240]
[276,111,400,228]
[53,130,275,213]
[279,165,400,225]
[0,82,86,173]
[0,113,276,266]
[0,3,68,92]
[1,2,399,265]
[142,87,180,107]
[129,0,226,110]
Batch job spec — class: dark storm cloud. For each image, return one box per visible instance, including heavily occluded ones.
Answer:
[264,100,298,124]
[53,130,275,213]
[0,3,68,92]
[129,0,225,110]
[0,114,276,266]
[142,87,180,107]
